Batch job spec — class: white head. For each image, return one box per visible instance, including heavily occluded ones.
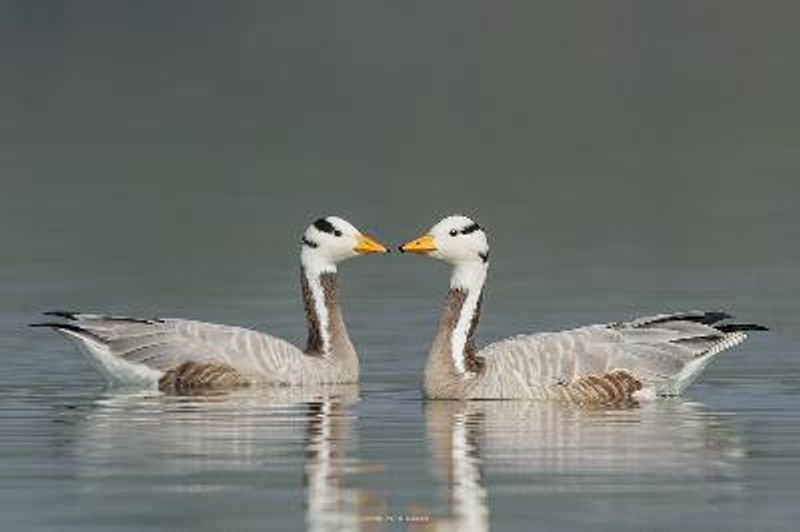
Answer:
[301,216,387,276]
[399,215,489,289]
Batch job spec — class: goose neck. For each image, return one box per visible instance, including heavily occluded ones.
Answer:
[450,261,488,292]
[301,266,338,356]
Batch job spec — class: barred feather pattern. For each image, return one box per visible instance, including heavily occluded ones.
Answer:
[158,361,250,392]
[50,315,324,383]
[35,269,359,389]
[551,370,642,405]
[426,310,761,401]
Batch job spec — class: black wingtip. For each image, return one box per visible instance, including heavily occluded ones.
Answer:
[43,311,80,320]
[30,322,79,331]
[30,322,105,341]
[717,323,770,333]
[646,311,734,327]
[701,311,734,324]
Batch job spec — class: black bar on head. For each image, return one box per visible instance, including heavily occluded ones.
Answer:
[313,218,336,234]
[460,222,482,235]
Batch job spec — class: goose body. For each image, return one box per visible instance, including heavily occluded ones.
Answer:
[33,217,387,392]
[401,215,766,403]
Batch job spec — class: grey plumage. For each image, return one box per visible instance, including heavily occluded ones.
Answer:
[31,216,387,392]
[32,268,360,390]
[426,307,766,401]
[33,311,357,388]
[403,214,767,402]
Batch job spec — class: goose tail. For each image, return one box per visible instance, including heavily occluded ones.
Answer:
[669,318,768,395]
[30,314,162,387]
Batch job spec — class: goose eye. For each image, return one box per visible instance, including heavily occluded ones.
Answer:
[334,230,342,237]
[449,229,458,237]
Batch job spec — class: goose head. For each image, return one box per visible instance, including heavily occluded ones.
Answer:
[399,215,489,266]
[301,216,388,274]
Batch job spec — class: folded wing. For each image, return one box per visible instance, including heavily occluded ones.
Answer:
[32,311,304,387]
[478,311,766,398]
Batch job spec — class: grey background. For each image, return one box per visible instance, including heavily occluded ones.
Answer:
[1,2,799,531]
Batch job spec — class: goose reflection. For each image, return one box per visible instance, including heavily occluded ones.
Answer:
[423,402,488,532]
[304,395,386,532]
[423,400,744,531]
[68,386,383,531]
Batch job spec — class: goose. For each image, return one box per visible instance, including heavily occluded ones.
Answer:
[399,215,767,403]
[32,216,388,392]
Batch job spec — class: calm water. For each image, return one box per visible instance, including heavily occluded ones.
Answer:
[3,2,800,531]
[1,184,798,531]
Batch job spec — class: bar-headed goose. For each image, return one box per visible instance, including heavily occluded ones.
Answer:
[400,215,767,403]
[33,216,387,392]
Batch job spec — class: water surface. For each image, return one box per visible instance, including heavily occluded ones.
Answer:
[2,2,800,530]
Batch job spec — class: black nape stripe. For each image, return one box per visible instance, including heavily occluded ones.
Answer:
[301,236,319,248]
[313,218,336,234]
[461,222,482,235]
[478,250,489,263]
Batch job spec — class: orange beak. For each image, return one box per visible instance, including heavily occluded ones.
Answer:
[399,234,437,254]
[353,234,389,254]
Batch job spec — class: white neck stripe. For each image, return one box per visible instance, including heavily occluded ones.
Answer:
[304,268,332,356]
[449,262,487,376]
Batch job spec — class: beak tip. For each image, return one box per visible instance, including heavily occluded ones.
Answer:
[355,234,389,254]
[397,234,435,255]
